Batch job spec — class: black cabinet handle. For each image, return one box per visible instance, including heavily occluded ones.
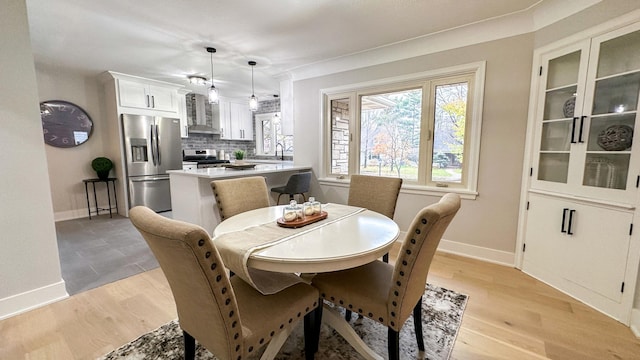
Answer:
[571,117,577,144]
[578,116,586,143]
[567,209,576,235]
[561,208,569,233]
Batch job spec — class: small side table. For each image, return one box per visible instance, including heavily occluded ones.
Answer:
[83,178,118,219]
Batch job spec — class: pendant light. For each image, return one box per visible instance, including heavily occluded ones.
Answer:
[207,47,219,105]
[248,60,258,111]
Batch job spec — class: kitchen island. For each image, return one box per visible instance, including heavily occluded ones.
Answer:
[168,163,312,235]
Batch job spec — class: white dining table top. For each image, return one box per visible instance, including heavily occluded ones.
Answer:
[213,204,400,273]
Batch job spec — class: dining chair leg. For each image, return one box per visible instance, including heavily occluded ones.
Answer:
[183,330,195,360]
[277,193,285,205]
[345,309,352,321]
[413,296,425,352]
[304,299,323,359]
[382,253,389,263]
[387,327,400,360]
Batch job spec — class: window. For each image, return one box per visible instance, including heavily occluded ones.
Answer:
[256,112,293,156]
[323,62,484,193]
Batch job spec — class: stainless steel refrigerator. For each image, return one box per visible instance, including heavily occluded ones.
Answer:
[121,114,182,212]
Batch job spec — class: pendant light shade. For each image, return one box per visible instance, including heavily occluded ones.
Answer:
[248,61,258,111]
[207,47,219,105]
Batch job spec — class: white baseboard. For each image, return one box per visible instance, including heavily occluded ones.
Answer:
[394,232,516,267]
[0,280,68,321]
[631,308,640,338]
[54,209,87,222]
[437,238,516,267]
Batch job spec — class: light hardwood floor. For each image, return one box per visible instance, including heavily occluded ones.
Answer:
[1,248,639,359]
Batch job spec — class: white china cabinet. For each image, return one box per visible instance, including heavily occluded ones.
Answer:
[522,22,640,324]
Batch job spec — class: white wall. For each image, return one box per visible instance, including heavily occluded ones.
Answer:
[0,0,67,320]
[294,34,534,264]
[36,65,110,221]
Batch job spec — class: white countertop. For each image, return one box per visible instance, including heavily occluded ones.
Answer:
[168,162,310,179]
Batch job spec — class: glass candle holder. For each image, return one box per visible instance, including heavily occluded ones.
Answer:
[283,200,299,222]
[309,197,322,214]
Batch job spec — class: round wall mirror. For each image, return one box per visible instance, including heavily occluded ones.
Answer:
[40,100,93,148]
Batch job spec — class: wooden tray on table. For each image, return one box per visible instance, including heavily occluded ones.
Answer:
[277,211,328,228]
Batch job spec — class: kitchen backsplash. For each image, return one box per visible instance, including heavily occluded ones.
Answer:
[181,97,290,160]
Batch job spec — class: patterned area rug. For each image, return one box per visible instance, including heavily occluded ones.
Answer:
[100,284,467,360]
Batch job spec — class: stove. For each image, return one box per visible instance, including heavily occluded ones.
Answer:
[183,149,230,168]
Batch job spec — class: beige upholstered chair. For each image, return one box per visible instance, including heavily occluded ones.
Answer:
[312,193,461,360]
[348,174,402,263]
[129,206,322,360]
[211,176,271,221]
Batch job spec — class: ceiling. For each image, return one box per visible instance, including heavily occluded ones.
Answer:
[25,0,598,100]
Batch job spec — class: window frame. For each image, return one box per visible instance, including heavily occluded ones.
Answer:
[321,61,485,197]
[255,112,293,156]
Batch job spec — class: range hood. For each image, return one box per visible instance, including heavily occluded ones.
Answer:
[188,94,220,134]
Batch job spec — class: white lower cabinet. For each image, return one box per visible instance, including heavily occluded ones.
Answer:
[523,192,635,322]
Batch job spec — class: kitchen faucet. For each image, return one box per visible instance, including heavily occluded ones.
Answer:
[275,143,284,161]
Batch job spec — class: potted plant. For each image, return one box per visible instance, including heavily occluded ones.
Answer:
[234,150,245,162]
[91,157,113,180]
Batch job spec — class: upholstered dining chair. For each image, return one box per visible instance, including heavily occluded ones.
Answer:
[348,174,402,263]
[271,171,312,205]
[129,206,322,360]
[211,176,271,221]
[312,193,461,360]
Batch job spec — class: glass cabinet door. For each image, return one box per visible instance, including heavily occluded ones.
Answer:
[579,27,640,198]
[533,43,589,190]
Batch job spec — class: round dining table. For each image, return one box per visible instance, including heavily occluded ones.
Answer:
[213,204,400,274]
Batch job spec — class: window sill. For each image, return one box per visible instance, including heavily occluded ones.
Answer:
[318,177,478,200]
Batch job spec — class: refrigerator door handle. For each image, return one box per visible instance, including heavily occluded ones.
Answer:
[155,124,161,166]
[149,124,157,165]
[130,176,169,182]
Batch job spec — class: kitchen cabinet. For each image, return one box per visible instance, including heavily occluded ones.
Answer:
[218,99,254,141]
[117,78,178,112]
[177,89,190,138]
[521,21,640,324]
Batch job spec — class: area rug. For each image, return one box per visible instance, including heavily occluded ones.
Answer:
[100,284,467,360]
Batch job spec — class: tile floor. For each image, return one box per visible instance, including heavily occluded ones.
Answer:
[55,212,171,295]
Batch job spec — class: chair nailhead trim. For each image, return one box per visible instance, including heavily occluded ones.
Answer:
[198,239,205,246]
[297,312,301,317]
[232,321,237,328]
[421,218,427,224]
[390,321,395,326]
[410,238,416,244]
[229,310,234,317]
[339,300,344,304]
[226,299,231,305]
[288,318,293,323]
[368,312,373,317]
[394,291,399,296]
[216,275,222,282]
[415,229,421,234]
[248,346,253,352]
[234,333,239,339]
[391,311,396,317]
[406,249,412,255]
[235,345,240,351]
[270,331,275,336]
[205,251,211,258]
[402,260,407,265]
[400,271,404,276]
[379,317,384,322]
[348,304,353,309]
[260,338,264,344]
[358,308,363,313]
[222,287,227,294]
[211,263,217,270]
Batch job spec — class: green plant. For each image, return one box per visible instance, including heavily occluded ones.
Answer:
[234,150,245,160]
[91,157,113,180]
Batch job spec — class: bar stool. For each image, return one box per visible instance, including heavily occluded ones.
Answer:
[271,172,312,205]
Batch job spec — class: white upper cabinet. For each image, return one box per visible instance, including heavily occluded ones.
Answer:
[117,78,178,112]
[218,98,254,141]
[531,23,640,204]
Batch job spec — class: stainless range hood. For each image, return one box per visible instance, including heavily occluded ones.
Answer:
[188,94,220,134]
